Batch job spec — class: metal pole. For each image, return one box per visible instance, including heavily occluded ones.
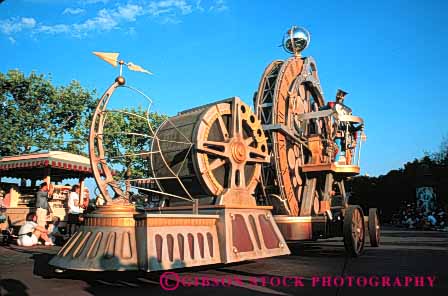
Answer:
[193,199,199,215]
[357,131,363,167]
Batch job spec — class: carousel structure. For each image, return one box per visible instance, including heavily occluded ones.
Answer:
[49,25,379,272]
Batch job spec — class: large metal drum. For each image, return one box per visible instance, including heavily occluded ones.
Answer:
[151,97,269,204]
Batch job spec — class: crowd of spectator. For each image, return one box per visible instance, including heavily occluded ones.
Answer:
[391,201,447,231]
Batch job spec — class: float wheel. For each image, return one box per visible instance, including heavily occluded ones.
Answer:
[368,208,380,247]
[343,205,365,257]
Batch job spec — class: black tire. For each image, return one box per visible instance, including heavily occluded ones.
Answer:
[343,205,365,257]
[368,208,380,247]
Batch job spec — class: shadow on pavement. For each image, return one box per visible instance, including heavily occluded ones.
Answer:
[287,242,347,258]
[1,226,447,296]
[0,278,30,296]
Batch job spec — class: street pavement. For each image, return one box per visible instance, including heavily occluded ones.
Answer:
[0,226,447,296]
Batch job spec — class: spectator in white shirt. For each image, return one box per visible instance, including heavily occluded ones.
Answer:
[68,185,81,214]
[67,185,81,236]
[17,213,53,246]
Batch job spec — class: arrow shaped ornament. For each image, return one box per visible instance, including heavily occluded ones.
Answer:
[92,51,153,75]
[127,62,153,75]
[92,51,119,67]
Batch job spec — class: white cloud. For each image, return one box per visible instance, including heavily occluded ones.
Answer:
[38,24,70,34]
[63,8,86,15]
[0,17,36,34]
[0,0,229,39]
[147,0,193,16]
[72,4,143,34]
[37,3,143,37]
[71,8,118,35]
[209,0,228,12]
[21,17,37,27]
[8,36,16,44]
[195,0,205,12]
[115,4,143,21]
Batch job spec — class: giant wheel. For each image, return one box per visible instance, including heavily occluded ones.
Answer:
[254,56,328,216]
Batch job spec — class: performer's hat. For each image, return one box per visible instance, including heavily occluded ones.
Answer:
[336,89,348,102]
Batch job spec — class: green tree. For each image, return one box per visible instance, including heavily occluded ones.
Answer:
[0,69,96,156]
[101,106,167,193]
[432,136,448,166]
[347,134,448,222]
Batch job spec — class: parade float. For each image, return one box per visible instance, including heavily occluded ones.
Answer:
[49,26,379,272]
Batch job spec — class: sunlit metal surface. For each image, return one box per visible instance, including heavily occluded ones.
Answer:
[282,26,311,56]
[49,25,374,272]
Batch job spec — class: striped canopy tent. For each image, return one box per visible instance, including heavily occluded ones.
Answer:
[0,151,93,182]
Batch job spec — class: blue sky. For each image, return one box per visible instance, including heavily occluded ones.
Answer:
[1,0,447,179]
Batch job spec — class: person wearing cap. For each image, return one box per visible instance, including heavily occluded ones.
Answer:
[332,90,349,163]
[331,89,361,164]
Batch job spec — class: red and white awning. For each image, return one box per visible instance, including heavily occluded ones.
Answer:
[0,151,93,179]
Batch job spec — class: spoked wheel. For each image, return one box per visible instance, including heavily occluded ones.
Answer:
[151,98,269,202]
[368,208,380,247]
[343,205,365,257]
[254,56,326,216]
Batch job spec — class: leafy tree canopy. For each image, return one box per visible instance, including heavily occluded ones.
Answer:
[99,106,167,199]
[102,106,167,180]
[0,69,97,156]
